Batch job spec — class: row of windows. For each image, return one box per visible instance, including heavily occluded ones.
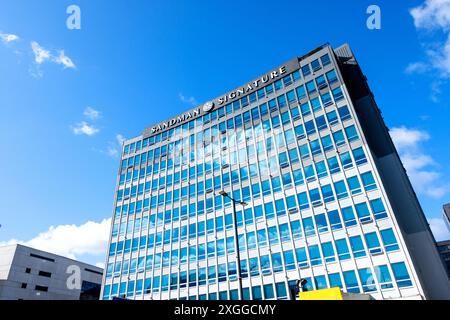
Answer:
[112,173,381,247]
[121,84,347,174]
[114,145,369,221]
[119,110,355,194]
[123,54,334,156]
[107,225,399,277]
[103,261,412,300]
[109,198,391,265]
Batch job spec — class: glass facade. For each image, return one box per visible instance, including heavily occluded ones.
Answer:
[101,45,421,300]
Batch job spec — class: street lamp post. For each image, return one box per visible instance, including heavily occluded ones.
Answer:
[218,190,246,300]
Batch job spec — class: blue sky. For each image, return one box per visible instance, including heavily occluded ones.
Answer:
[0,0,449,267]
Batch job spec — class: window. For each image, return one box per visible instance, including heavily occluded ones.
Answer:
[380,228,399,252]
[25,268,31,274]
[315,213,329,233]
[374,265,394,289]
[302,65,311,77]
[291,220,302,239]
[328,273,343,289]
[271,253,283,273]
[38,271,52,278]
[302,217,316,237]
[327,156,340,174]
[296,247,308,268]
[268,226,280,245]
[283,250,296,270]
[364,232,383,255]
[311,59,321,71]
[298,192,309,210]
[35,285,48,292]
[321,54,331,66]
[336,239,351,260]
[21,283,27,289]
[309,188,322,207]
[345,125,359,142]
[322,242,336,263]
[333,130,345,146]
[260,255,270,275]
[326,110,338,126]
[321,184,335,203]
[361,171,377,191]
[279,223,291,243]
[353,147,367,165]
[306,80,316,94]
[391,262,413,288]
[355,202,372,223]
[334,180,348,199]
[327,210,343,230]
[296,85,306,100]
[275,282,288,299]
[295,124,305,139]
[332,87,344,101]
[263,284,275,299]
[309,245,322,266]
[343,270,360,293]
[370,198,388,220]
[338,105,351,121]
[359,268,376,292]
[349,235,366,258]
[347,176,362,195]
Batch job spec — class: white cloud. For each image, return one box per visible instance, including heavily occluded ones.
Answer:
[71,121,100,136]
[95,262,105,269]
[410,0,450,31]
[31,41,51,64]
[390,126,450,198]
[429,217,450,241]
[116,134,126,145]
[408,0,450,100]
[0,218,111,261]
[83,107,101,120]
[405,61,429,74]
[389,126,430,150]
[105,134,126,158]
[29,41,76,77]
[179,93,197,106]
[0,32,19,44]
[53,50,76,69]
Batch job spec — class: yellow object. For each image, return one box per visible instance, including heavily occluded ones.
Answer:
[299,287,344,300]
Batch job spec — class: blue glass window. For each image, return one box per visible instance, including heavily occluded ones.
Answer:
[364,232,383,255]
[355,202,372,223]
[303,217,316,237]
[361,171,377,191]
[380,228,399,252]
[327,210,343,230]
[349,235,366,258]
[391,262,413,288]
[296,247,308,268]
[359,268,377,292]
[370,198,388,220]
[322,242,336,263]
[343,270,360,293]
[375,265,394,289]
[308,245,322,266]
[328,273,343,289]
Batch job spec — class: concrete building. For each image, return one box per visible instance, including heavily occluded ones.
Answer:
[0,244,103,300]
[437,240,450,280]
[101,43,450,300]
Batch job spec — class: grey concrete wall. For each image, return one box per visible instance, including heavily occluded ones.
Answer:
[0,244,103,300]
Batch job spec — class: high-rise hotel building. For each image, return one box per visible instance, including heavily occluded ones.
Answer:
[101,44,450,300]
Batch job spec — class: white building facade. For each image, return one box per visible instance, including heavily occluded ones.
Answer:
[101,44,450,300]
